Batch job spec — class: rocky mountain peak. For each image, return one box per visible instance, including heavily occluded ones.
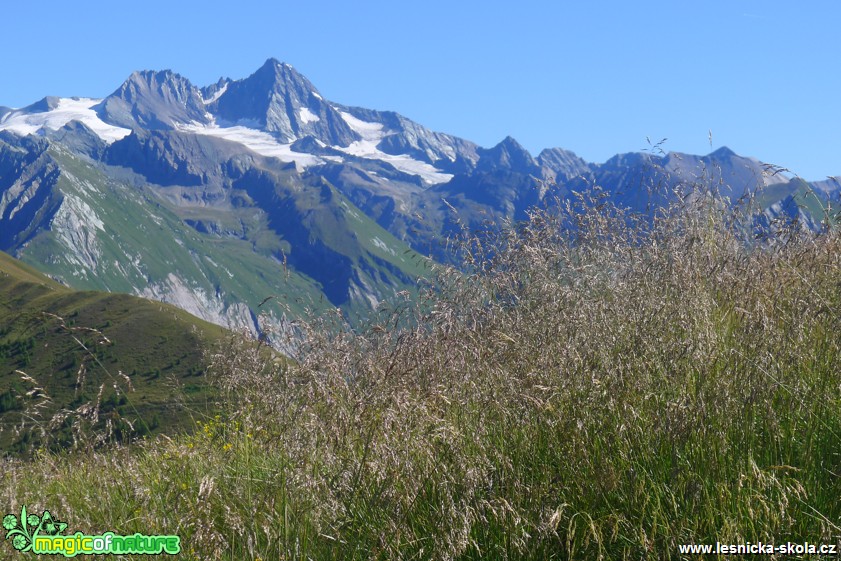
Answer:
[708,146,737,159]
[22,96,62,114]
[245,58,316,96]
[257,57,296,77]
[477,136,539,174]
[537,147,591,182]
[207,59,359,146]
[200,77,232,104]
[97,69,209,130]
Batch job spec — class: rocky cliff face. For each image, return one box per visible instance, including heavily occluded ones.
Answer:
[98,70,210,130]
[537,147,591,182]
[208,58,360,146]
[0,135,63,252]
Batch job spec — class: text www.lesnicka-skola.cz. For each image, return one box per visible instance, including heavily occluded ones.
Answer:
[679,542,837,556]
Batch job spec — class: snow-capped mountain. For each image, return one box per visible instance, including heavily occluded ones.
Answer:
[1,59,837,333]
[207,59,358,146]
[0,96,130,143]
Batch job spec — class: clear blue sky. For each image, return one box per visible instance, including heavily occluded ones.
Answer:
[1,1,838,180]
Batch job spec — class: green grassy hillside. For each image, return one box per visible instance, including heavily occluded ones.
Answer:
[3,140,431,333]
[0,250,227,454]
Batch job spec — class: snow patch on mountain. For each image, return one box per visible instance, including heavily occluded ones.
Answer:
[0,98,131,143]
[336,111,453,185]
[298,107,319,124]
[179,114,451,184]
[202,83,228,105]
[339,111,385,140]
[178,120,323,168]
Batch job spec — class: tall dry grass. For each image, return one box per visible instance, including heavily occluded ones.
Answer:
[3,176,841,559]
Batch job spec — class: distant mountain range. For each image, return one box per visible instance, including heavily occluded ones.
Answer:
[1,58,838,334]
